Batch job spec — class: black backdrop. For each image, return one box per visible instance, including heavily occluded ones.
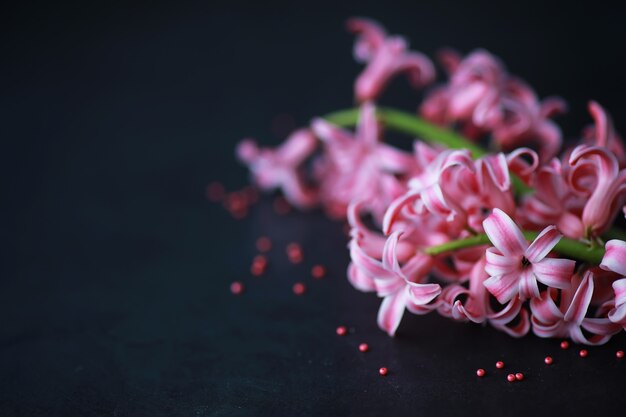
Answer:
[3,1,626,416]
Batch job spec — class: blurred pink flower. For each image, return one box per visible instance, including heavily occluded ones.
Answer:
[347,18,435,102]
[599,239,626,329]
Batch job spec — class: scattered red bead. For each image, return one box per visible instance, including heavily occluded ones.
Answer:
[515,373,524,381]
[379,367,388,376]
[358,343,369,353]
[273,196,291,215]
[336,326,347,336]
[311,264,326,279]
[286,243,303,264]
[617,350,624,359]
[256,236,272,252]
[544,356,553,365]
[230,281,244,295]
[476,368,485,377]
[292,282,306,295]
[560,340,570,349]
[206,181,225,202]
[579,349,588,358]
[506,374,516,382]
[251,255,268,276]
[495,361,504,369]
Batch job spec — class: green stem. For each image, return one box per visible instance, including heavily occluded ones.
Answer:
[423,231,605,264]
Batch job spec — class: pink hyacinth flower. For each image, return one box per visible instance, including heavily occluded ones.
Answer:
[482,208,575,303]
[236,129,318,208]
[568,145,626,238]
[599,239,626,329]
[347,18,435,102]
[584,101,626,167]
[530,272,621,345]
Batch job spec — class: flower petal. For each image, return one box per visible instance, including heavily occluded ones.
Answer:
[612,277,626,306]
[483,208,527,256]
[530,289,563,323]
[377,290,407,336]
[485,247,519,276]
[492,308,530,338]
[518,268,540,300]
[600,239,626,276]
[563,272,594,325]
[347,262,377,292]
[525,225,562,263]
[532,258,574,290]
[406,282,441,305]
[483,272,519,304]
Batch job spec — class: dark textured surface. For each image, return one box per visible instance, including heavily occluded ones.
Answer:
[2,1,626,416]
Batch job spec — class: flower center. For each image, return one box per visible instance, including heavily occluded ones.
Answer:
[521,256,531,267]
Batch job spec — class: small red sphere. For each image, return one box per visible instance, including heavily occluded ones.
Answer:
[359,343,369,352]
[544,356,553,365]
[311,264,326,279]
[292,282,306,295]
[496,361,504,369]
[515,373,524,381]
[579,349,588,358]
[336,326,347,336]
[506,374,516,382]
[379,367,388,376]
[230,281,244,295]
[617,350,625,359]
[286,243,303,264]
[560,340,570,349]
[256,236,272,252]
[476,368,485,377]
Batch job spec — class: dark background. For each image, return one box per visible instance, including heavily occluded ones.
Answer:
[2,1,626,416]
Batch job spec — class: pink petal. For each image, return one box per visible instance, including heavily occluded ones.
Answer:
[581,317,621,337]
[530,290,563,323]
[492,308,530,338]
[484,272,520,304]
[569,325,612,346]
[563,272,594,325]
[483,208,527,256]
[518,268,540,300]
[608,303,626,325]
[531,316,565,339]
[613,278,626,307]
[485,247,519,276]
[277,129,317,165]
[531,258,574,290]
[600,239,626,276]
[346,18,386,61]
[356,101,379,146]
[377,290,407,336]
[347,262,377,292]
[488,297,522,325]
[525,226,562,262]
[381,231,402,272]
[406,282,441,305]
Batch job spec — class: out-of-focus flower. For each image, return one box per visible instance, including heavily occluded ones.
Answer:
[347,18,435,102]
[599,239,626,329]
[237,129,318,208]
[482,208,575,303]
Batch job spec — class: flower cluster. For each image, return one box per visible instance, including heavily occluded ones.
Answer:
[237,18,626,344]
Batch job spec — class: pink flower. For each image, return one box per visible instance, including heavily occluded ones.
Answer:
[530,271,621,345]
[599,239,626,329]
[311,102,414,221]
[347,18,435,102]
[236,129,318,208]
[567,145,626,238]
[482,208,575,303]
[347,202,442,336]
[438,256,530,337]
[583,101,626,167]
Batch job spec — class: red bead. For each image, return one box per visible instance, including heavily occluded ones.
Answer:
[379,367,388,376]
[251,255,267,276]
[230,281,244,295]
[617,350,624,359]
[286,243,303,264]
[544,356,553,365]
[359,343,369,353]
[506,374,516,382]
[292,282,306,295]
[311,264,326,279]
[256,236,272,252]
[476,368,485,377]
[579,349,588,358]
[560,340,569,349]
[336,326,347,336]
[495,361,504,369]
[515,373,524,381]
